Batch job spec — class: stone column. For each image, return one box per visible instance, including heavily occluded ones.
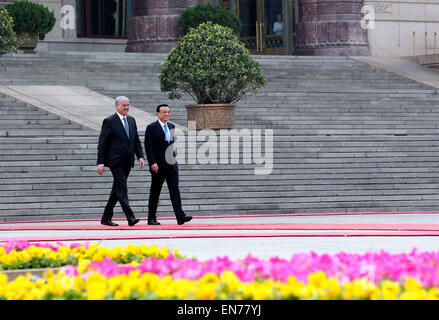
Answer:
[295,0,369,56]
[126,0,199,53]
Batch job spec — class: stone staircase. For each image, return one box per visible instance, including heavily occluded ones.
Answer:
[1,52,439,221]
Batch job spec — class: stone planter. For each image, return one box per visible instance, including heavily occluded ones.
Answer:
[2,267,64,281]
[17,31,38,53]
[185,104,235,130]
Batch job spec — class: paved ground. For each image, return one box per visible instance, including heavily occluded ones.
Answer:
[1,212,438,260]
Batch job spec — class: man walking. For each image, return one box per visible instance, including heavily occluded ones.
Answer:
[97,96,144,226]
[144,104,192,225]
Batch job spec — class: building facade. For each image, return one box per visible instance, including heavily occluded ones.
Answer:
[2,0,439,56]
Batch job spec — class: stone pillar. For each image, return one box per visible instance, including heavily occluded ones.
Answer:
[295,0,369,56]
[126,0,199,53]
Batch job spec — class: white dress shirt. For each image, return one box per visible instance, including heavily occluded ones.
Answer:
[117,111,129,130]
[158,118,171,142]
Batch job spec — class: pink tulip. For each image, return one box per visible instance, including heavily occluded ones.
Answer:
[3,241,439,288]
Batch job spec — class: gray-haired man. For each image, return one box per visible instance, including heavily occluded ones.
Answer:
[97,96,144,226]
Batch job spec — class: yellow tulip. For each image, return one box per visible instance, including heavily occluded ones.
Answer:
[400,290,427,300]
[195,282,217,300]
[307,271,327,288]
[200,272,219,284]
[77,259,91,273]
[404,277,422,292]
[299,285,315,300]
[325,277,341,298]
[86,281,107,300]
[380,280,400,300]
[0,273,8,285]
[220,271,241,292]
[427,288,439,300]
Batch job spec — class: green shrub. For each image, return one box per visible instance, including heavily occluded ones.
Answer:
[178,3,242,35]
[160,22,266,104]
[0,7,18,55]
[5,0,55,40]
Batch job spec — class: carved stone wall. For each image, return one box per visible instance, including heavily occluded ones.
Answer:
[364,0,439,57]
[126,0,200,53]
[295,0,369,56]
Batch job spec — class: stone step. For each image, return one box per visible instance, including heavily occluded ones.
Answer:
[2,145,438,157]
[0,114,58,119]
[2,173,439,188]
[1,171,438,183]
[0,101,29,107]
[0,118,73,124]
[2,183,438,197]
[2,160,438,175]
[0,129,98,137]
[1,200,439,216]
[1,73,418,83]
[1,151,438,164]
[4,187,439,203]
[3,193,439,211]
[2,52,439,220]
[4,204,439,222]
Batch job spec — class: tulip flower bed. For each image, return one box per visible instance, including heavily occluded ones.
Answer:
[0,241,438,300]
[0,240,181,270]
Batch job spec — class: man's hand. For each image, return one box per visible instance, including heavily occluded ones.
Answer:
[97,164,105,175]
[151,163,159,173]
[139,158,145,170]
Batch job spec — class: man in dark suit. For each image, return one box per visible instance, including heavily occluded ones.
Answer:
[144,104,192,225]
[97,96,144,226]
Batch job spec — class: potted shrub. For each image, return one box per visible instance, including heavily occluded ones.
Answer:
[0,7,18,56]
[178,3,242,36]
[5,0,55,53]
[160,22,266,130]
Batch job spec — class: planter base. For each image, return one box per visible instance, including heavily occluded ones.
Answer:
[2,267,64,281]
[17,31,38,53]
[185,104,235,130]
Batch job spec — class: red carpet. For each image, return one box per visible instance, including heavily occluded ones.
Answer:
[1,211,438,242]
[1,223,439,231]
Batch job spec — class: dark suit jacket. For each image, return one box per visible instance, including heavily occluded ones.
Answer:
[97,113,144,168]
[144,120,178,175]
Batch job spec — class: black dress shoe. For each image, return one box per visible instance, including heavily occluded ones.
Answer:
[101,220,119,227]
[147,220,161,225]
[128,218,140,226]
[177,215,192,225]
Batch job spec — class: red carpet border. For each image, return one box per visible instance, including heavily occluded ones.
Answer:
[1,211,439,242]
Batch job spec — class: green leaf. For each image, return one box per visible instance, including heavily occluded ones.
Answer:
[160,22,266,104]
[0,7,18,55]
[4,0,55,39]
